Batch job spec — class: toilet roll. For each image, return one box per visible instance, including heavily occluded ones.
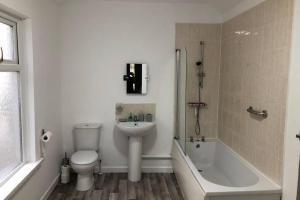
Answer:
[41,131,53,143]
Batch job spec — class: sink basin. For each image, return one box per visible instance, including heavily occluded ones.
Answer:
[115,121,156,182]
[116,122,155,137]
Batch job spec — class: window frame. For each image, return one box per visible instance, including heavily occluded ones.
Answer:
[0,12,25,186]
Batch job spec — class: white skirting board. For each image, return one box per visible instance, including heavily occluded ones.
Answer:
[101,156,173,173]
[40,174,60,200]
[101,166,173,173]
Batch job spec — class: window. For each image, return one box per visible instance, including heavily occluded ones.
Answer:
[0,14,23,184]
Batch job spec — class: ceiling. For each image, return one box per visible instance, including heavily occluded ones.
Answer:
[57,0,245,14]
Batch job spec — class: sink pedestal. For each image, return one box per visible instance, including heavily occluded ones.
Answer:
[115,122,155,182]
[128,137,142,182]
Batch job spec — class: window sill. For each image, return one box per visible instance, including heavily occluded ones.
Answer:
[0,159,44,200]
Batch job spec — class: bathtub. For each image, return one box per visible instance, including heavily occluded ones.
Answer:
[172,139,281,200]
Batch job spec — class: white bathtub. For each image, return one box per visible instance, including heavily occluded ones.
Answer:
[172,139,281,200]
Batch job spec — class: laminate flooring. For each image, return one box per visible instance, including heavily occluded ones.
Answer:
[48,173,185,200]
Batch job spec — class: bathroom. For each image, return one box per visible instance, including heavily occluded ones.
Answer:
[0,0,299,199]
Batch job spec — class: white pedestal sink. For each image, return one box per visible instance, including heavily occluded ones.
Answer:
[116,122,155,182]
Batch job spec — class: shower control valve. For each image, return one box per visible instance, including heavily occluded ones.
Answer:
[296,133,300,141]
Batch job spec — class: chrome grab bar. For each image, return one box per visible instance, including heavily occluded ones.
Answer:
[247,106,268,119]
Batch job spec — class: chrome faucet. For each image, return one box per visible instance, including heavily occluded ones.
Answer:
[190,136,194,142]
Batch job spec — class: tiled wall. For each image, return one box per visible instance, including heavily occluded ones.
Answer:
[219,0,293,184]
[115,103,156,122]
[176,24,221,139]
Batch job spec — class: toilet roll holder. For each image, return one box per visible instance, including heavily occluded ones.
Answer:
[40,129,52,157]
[41,129,49,141]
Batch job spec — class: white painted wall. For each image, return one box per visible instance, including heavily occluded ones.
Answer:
[60,0,221,171]
[0,0,62,199]
[283,0,300,199]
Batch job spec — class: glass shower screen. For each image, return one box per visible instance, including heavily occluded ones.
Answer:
[175,48,187,153]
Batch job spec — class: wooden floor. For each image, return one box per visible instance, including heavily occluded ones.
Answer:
[48,173,185,200]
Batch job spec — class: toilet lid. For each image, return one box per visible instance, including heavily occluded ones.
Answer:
[71,151,98,165]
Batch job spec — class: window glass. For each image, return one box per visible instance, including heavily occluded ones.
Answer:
[0,72,22,183]
[0,20,16,62]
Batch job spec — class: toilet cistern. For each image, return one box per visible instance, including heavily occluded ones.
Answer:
[116,122,155,182]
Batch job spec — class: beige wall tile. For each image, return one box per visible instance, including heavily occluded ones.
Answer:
[176,23,221,139]
[115,103,156,121]
[219,0,293,185]
[176,23,190,42]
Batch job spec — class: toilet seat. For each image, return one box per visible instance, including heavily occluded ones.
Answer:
[71,150,98,165]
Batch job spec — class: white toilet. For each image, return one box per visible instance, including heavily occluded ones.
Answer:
[71,123,101,191]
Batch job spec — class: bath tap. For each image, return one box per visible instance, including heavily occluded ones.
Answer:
[190,136,194,142]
